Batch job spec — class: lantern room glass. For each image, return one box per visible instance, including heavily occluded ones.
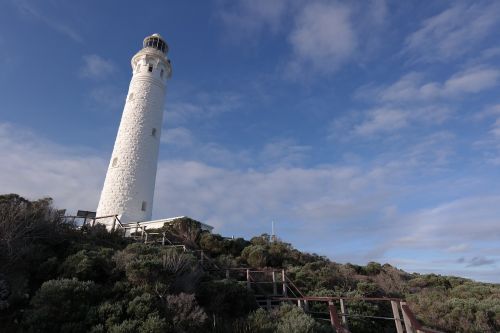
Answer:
[143,37,167,54]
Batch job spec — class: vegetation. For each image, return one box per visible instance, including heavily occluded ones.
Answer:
[0,194,499,332]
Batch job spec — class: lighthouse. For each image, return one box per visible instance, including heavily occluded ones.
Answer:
[96,33,172,227]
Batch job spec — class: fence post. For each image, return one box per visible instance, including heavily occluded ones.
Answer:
[391,300,404,333]
[282,269,288,297]
[272,271,278,295]
[246,269,251,290]
[304,300,309,312]
[328,300,344,332]
[162,233,165,246]
[226,269,230,279]
[339,298,348,328]
[401,302,415,333]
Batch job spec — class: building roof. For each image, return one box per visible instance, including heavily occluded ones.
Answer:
[123,216,214,232]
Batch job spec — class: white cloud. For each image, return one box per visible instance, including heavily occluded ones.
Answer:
[80,54,116,80]
[153,160,389,233]
[443,66,500,95]
[287,2,356,75]
[474,104,500,120]
[491,118,500,138]
[354,108,408,136]
[446,244,470,253]
[161,127,194,146]
[404,2,500,62]
[216,0,389,77]
[351,106,452,137]
[89,85,125,111]
[0,123,105,214]
[217,0,288,39]
[361,66,500,103]
[394,196,500,249]
[259,139,311,166]
[166,92,241,125]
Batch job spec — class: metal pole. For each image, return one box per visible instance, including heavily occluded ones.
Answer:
[391,301,404,333]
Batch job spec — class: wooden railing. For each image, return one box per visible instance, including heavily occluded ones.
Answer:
[223,268,442,333]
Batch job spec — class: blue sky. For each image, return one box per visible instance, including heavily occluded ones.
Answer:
[1,0,500,283]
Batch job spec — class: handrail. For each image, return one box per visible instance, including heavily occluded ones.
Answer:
[285,275,305,298]
[401,304,442,333]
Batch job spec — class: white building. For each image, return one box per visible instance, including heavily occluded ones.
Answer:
[96,34,172,227]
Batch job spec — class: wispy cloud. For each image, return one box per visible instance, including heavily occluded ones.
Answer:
[13,0,83,43]
[404,2,500,62]
[337,106,452,138]
[353,107,409,136]
[356,66,500,103]
[80,55,116,80]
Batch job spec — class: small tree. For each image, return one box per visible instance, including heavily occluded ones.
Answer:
[23,279,100,332]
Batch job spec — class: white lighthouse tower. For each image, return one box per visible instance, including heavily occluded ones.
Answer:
[96,33,172,227]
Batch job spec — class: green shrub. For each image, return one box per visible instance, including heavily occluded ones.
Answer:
[23,279,100,333]
[166,293,207,332]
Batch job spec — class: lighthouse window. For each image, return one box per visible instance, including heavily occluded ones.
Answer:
[128,93,134,101]
[152,128,157,137]
[141,201,147,211]
[112,157,118,167]
[160,69,164,78]
[148,66,153,72]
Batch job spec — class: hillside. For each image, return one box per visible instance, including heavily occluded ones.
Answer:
[0,194,499,332]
